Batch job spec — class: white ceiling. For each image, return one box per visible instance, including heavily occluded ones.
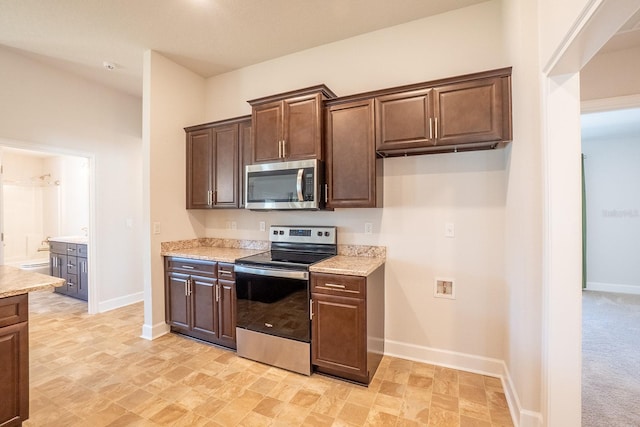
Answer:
[0,0,489,97]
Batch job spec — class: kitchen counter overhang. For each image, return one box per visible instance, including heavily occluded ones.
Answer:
[0,265,65,298]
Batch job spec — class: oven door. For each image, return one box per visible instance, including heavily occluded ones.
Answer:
[235,265,311,342]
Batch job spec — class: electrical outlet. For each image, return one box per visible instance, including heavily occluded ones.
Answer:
[434,278,455,299]
[259,221,266,232]
[152,222,161,235]
[365,222,373,235]
[231,221,237,230]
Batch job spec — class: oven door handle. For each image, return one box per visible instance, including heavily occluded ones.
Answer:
[234,265,309,280]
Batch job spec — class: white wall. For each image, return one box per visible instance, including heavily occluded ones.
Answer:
[142,50,207,339]
[501,0,544,423]
[583,134,640,293]
[202,0,510,372]
[45,155,90,236]
[581,46,640,101]
[0,45,143,312]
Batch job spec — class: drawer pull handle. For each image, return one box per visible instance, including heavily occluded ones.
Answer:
[181,265,195,269]
[219,271,232,276]
[324,283,346,289]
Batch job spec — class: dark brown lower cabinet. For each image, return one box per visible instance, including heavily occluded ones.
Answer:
[0,294,29,426]
[164,257,236,349]
[311,266,385,384]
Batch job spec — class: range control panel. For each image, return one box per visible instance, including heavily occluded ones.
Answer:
[269,225,336,245]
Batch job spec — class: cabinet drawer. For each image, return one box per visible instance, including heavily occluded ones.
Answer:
[67,257,78,275]
[66,243,78,256]
[49,241,67,254]
[311,273,365,298]
[166,257,217,276]
[217,263,235,281]
[0,294,28,327]
[77,244,88,258]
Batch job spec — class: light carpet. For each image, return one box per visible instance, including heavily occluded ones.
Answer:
[582,290,640,426]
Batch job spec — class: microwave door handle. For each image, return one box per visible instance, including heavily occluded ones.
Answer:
[296,168,304,202]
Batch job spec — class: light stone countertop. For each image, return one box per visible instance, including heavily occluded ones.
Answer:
[310,255,385,277]
[0,265,65,298]
[161,246,265,263]
[49,235,89,245]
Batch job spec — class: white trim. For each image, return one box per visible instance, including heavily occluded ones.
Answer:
[141,321,170,341]
[384,340,542,427]
[98,291,144,313]
[581,94,640,113]
[586,281,640,295]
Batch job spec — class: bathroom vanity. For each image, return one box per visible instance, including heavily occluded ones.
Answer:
[49,237,88,301]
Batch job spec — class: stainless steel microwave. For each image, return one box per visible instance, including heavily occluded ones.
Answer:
[245,159,324,210]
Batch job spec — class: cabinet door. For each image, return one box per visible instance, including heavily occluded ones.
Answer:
[238,120,252,208]
[283,93,323,160]
[252,101,283,163]
[165,272,190,329]
[0,322,29,425]
[375,88,434,152]
[325,99,381,208]
[77,257,89,301]
[312,293,367,382]
[186,129,213,209]
[51,253,68,295]
[190,275,219,340]
[212,124,239,208]
[434,76,505,146]
[218,280,236,349]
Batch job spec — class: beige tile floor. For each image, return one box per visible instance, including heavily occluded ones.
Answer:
[23,290,514,427]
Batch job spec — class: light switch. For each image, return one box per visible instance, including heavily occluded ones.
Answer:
[445,222,455,238]
[153,222,161,235]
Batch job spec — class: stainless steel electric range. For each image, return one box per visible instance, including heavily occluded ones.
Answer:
[234,225,337,375]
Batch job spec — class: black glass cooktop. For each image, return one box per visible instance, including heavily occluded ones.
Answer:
[235,250,334,270]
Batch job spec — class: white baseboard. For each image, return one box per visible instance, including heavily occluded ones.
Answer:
[385,339,543,427]
[141,321,170,341]
[586,281,640,295]
[97,291,144,312]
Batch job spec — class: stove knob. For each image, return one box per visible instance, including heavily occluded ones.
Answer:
[272,230,278,235]
[279,230,284,235]
[317,231,322,237]
[324,232,330,237]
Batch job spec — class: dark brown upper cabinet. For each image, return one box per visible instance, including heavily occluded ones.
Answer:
[248,85,336,163]
[185,116,250,209]
[238,120,252,208]
[375,68,512,156]
[324,98,383,208]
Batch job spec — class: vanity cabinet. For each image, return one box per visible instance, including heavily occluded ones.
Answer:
[375,68,512,156]
[164,257,236,349]
[324,98,383,208]
[185,116,251,209]
[50,242,88,301]
[311,266,385,384]
[0,294,29,426]
[248,85,336,163]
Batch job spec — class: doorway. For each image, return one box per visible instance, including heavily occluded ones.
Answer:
[0,144,92,309]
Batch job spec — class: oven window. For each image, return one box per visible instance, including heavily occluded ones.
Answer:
[236,272,310,342]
